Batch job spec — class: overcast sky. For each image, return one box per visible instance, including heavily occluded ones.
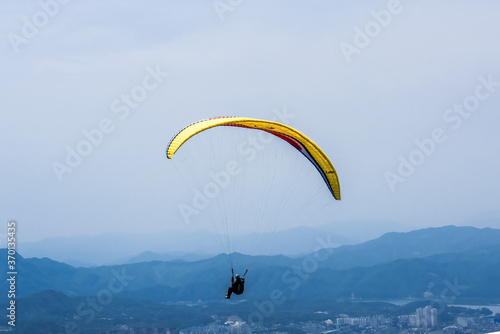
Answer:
[1,0,499,244]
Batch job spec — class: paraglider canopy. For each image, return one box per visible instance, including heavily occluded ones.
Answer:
[167,116,341,200]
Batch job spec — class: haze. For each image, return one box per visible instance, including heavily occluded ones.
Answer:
[1,1,499,245]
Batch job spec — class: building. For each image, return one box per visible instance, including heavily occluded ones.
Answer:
[416,305,438,329]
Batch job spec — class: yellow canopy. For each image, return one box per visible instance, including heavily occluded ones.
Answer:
[167,116,341,200]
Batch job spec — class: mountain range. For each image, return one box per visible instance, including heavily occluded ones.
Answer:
[16,220,409,267]
[2,225,500,305]
[3,225,500,332]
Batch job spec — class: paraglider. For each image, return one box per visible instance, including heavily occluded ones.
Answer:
[226,269,246,299]
[167,116,341,298]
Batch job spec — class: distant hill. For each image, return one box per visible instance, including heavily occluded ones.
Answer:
[16,223,386,267]
[17,230,222,267]
[318,225,500,269]
[299,246,500,300]
[2,226,499,305]
[114,250,214,265]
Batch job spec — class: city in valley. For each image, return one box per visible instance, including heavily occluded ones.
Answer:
[50,304,499,334]
[158,306,500,334]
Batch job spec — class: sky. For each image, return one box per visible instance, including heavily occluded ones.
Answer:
[1,0,500,246]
